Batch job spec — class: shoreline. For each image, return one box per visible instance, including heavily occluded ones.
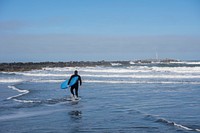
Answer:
[0,59,178,72]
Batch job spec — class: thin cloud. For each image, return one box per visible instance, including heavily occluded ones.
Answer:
[0,20,29,31]
[0,16,68,34]
[0,34,199,54]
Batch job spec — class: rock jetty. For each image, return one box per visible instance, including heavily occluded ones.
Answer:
[0,59,178,72]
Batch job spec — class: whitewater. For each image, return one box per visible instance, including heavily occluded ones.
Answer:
[0,61,200,133]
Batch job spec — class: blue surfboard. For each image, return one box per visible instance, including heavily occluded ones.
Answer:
[61,76,78,89]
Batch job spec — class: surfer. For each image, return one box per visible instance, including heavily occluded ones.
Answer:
[68,70,82,99]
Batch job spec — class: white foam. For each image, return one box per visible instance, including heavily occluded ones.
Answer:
[173,122,193,131]
[156,118,197,131]
[84,80,200,84]
[91,66,197,74]
[81,67,151,73]
[1,72,16,74]
[28,79,200,84]
[14,72,200,79]
[31,79,63,83]
[6,86,40,103]
[171,61,200,65]
[82,74,200,79]
[7,86,29,100]
[0,79,23,83]
[152,67,200,73]
[17,72,67,77]
[13,66,200,78]
[13,99,41,103]
[83,66,200,74]
[111,63,122,66]
[129,61,135,64]
[42,67,76,72]
[187,62,200,65]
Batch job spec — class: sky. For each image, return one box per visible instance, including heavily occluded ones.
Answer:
[0,0,200,62]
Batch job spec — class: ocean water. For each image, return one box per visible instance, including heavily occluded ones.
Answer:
[0,61,200,133]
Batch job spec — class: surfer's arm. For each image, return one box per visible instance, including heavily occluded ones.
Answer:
[68,76,72,85]
[79,76,82,86]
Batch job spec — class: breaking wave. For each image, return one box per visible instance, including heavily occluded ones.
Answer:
[10,72,200,79]
[84,80,200,85]
[0,79,24,83]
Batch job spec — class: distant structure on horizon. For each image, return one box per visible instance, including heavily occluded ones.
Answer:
[156,52,159,61]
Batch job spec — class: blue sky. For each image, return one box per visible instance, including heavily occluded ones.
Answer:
[0,0,200,62]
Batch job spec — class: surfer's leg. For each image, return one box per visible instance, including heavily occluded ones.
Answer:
[75,86,79,97]
[70,87,75,96]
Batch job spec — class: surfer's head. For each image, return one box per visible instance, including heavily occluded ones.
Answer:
[74,70,78,75]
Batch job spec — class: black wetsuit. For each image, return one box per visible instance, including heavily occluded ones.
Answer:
[68,74,82,97]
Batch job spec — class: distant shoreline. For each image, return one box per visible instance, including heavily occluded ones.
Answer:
[0,59,179,72]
